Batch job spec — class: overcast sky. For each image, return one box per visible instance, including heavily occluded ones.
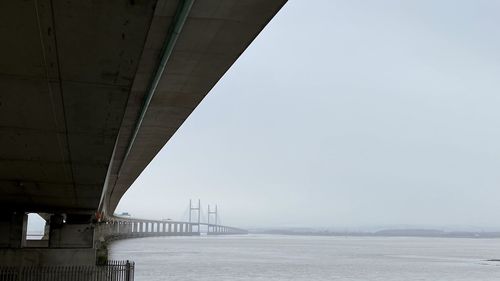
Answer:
[116,0,500,230]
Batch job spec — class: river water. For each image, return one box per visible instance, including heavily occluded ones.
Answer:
[109,234,500,281]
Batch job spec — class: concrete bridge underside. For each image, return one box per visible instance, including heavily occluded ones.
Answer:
[0,0,286,216]
[0,0,286,267]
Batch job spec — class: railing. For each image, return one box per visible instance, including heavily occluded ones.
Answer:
[0,260,134,281]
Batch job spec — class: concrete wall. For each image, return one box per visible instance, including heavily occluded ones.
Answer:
[0,248,96,266]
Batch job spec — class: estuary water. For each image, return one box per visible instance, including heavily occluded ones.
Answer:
[109,235,500,281]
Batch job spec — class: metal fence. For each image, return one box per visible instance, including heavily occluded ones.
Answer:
[0,260,134,281]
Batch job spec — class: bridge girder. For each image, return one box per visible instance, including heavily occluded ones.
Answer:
[0,0,287,215]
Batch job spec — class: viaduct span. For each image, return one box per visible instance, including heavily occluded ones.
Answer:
[0,0,286,269]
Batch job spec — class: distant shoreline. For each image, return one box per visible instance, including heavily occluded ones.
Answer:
[250,229,500,239]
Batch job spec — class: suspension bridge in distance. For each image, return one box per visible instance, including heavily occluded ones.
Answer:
[96,200,247,242]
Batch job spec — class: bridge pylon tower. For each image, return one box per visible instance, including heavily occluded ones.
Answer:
[207,204,218,233]
[189,199,201,233]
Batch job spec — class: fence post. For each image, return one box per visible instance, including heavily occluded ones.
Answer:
[125,260,131,281]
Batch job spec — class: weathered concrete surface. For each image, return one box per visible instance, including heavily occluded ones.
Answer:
[49,224,94,248]
[0,0,157,213]
[0,248,96,266]
[0,0,287,216]
[0,213,27,248]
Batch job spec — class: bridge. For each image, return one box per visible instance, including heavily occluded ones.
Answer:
[99,200,248,246]
[0,0,286,272]
[99,219,248,240]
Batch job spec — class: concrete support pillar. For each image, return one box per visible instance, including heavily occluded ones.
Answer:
[0,212,28,248]
[48,214,93,248]
[42,220,50,240]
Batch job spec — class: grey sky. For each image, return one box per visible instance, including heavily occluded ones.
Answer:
[116,0,500,230]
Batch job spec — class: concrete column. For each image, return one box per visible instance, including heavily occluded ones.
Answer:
[49,214,93,248]
[0,212,28,248]
[42,220,50,240]
[168,223,172,233]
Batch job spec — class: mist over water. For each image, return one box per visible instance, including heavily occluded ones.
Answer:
[117,0,500,230]
[110,1,500,280]
[110,235,500,281]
